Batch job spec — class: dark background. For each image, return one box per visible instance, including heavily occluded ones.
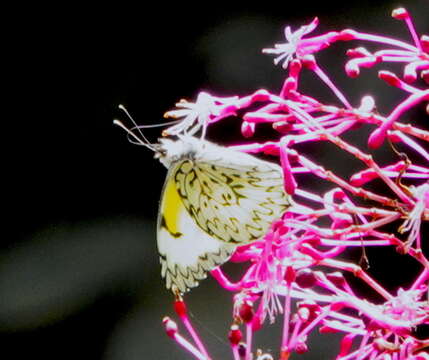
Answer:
[3,1,427,359]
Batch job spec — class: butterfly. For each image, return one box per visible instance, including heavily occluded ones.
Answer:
[115,112,291,294]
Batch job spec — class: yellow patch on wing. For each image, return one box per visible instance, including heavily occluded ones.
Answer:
[161,176,183,237]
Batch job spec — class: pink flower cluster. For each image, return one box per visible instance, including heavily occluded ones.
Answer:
[162,8,429,360]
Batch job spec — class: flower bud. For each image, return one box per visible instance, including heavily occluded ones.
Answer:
[238,342,247,358]
[338,334,356,357]
[252,314,263,332]
[403,64,417,83]
[289,59,302,77]
[280,348,290,360]
[238,300,254,323]
[174,299,187,318]
[284,266,296,285]
[241,121,256,138]
[295,268,317,288]
[391,8,409,20]
[368,127,386,149]
[301,55,316,70]
[228,324,242,345]
[294,341,308,354]
[379,70,401,87]
[163,317,178,338]
[345,61,360,78]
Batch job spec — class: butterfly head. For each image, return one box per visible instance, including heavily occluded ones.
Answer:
[154,135,202,168]
[114,104,210,167]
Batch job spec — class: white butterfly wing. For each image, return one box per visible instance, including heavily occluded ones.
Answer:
[157,166,235,293]
[174,143,290,244]
[157,138,290,293]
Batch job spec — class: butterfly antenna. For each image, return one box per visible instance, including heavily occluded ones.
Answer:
[135,119,182,129]
[113,119,156,152]
[118,104,156,149]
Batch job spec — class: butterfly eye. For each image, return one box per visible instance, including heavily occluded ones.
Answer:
[154,149,167,159]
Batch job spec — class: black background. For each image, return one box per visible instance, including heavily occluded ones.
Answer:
[3,1,428,359]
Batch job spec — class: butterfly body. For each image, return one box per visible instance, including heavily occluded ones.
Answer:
[156,135,291,293]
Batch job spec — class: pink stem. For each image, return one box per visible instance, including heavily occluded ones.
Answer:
[403,15,422,51]
[320,259,393,300]
[410,268,429,291]
[181,316,210,359]
[231,345,240,360]
[210,268,242,291]
[245,322,253,360]
[280,282,293,353]
[174,332,209,360]
[368,90,429,149]
[312,63,352,109]
[348,30,418,51]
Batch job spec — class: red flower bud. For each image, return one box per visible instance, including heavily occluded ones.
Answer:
[345,61,360,78]
[280,348,290,360]
[289,59,302,77]
[379,70,401,87]
[391,8,409,20]
[295,341,308,354]
[284,266,296,285]
[295,268,317,288]
[163,317,178,338]
[241,121,255,138]
[338,334,356,357]
[228,324,242,345]
[174,299,187,318]
[301,55,316,70]
[238,342,247,357]
[238,300,254,323]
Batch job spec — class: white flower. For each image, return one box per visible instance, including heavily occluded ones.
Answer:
[383,288,428,326]
[263,17,319,69]
[163,92,238,138]
[399,182,429,249]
